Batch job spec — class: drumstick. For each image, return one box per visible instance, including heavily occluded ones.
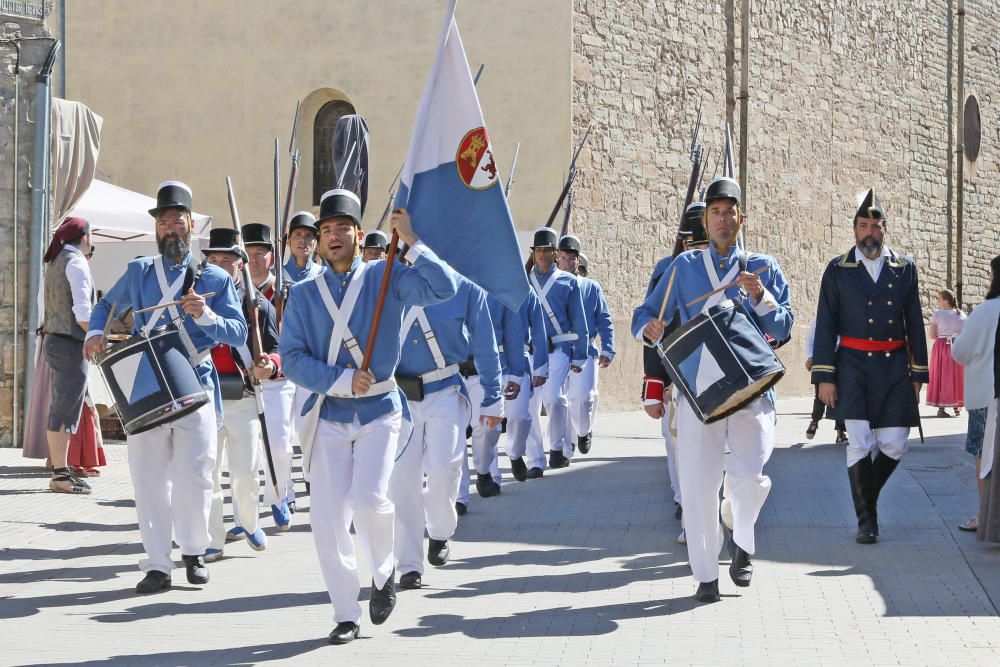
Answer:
[133,292,216,314]
[685,266,768,307]
[656,266,678,322]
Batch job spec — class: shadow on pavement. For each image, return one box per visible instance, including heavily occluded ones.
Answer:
[90,590,330,623]
[20,638,327,666]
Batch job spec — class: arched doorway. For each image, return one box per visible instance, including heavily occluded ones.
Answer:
[313,99,357,204]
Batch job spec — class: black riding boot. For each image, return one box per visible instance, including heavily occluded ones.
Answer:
[868,452,900,537]
[848,457,877,544]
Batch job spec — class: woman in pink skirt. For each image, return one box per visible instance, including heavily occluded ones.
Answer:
[927,289,966,417]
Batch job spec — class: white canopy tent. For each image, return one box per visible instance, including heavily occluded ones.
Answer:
[66,180,214,293]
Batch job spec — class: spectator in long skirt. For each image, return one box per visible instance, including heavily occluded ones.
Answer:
[927,289,966,417]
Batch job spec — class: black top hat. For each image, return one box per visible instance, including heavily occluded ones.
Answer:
[531,227,558,249]
[558,235,582,254]
[203,228,246,260]
[287,211,318,237]
[317,189,363,227]
[704,177,742,207]
[148,180,193,216]
[363,229,389,250]
[854,188,885,221]
[241,223,273,248]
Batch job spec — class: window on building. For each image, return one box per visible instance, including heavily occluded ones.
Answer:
[313,99,357,204]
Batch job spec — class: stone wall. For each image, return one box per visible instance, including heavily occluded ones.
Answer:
[0,15,53,446]
[572,0,1000,410]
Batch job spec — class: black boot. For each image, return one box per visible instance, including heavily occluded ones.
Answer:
[847,458,876,544]
[399,571,423,590]
[868,452,900,537]
[510,457,528,482]
[577,433,593,455]
[428,538,450,566]
[729,546,753,587]
[135,570,171,594]
[548,449,569,469]
[181,554,209,584]
[328,621,360,644]
[695,579,720,603]
[369,570,396,625]
[475,473,501,498]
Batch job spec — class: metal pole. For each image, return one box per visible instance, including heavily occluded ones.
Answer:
[23,41,61,446]
[945,0,954,290]
[955,0,965,308]
[724,0,737,128]
[738,0,750,232]
[2,40,22,448]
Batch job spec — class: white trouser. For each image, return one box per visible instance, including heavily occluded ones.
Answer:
[262,378,297,506]
[128,403,216,574]
[310,413,400,625]
[209,397,262,549]
[844,420,910,466]
[566,355,599,440]
[467,375,503,478]
[661,398,682,505]
[507,381,548,470]
[390,387,468,575]
[542,350,573,457]
[676,396,774,583]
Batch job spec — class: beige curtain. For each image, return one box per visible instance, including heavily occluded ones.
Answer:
[51,98,103,222]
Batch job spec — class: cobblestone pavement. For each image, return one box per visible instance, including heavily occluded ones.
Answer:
[1,397,998,666]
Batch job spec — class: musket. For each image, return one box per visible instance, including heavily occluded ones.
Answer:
[672,108,705,257]
[697,146,712,196]
[473,63,485,85]
[724,121,736,179]
[272,137,281,306]
[543,122,594,228]
[375,164,403,231]
[226,176,281,501]
[275,102,302,323]
[560,184,574,238]
[505,142,520,200]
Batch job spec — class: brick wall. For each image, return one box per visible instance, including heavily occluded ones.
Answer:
[572,0,1000,409]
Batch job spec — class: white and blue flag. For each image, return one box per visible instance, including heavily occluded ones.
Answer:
[395,0,529,311]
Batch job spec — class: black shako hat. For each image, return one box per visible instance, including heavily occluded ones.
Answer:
[287,211,318,237]
[362,229,388,251]
[149,180,193,217]
[704,177,742,207]
[680,201,709,245]
[578,253,590,270]
[531,227,558,249]
[203,228,246,260]
[854,188,886,222]
[558,235,582,254]
[317,188,363,227]
[241,223,273,248]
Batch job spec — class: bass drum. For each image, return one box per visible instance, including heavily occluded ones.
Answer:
[658,299,784,424]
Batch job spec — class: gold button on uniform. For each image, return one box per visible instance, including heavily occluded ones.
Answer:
[868,301,873,306]
[347,363,353,368]
[887,300,893,305]
[888,319,894,324]
[888,283,893,288]
[868,318,874,323]
[867,352,873,357]
[885,352,890,358]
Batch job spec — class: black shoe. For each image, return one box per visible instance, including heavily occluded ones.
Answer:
[805,420,819,440]
[399,571,423,590]
[328,621,360,645]
[835,430,848,445]
[526,467,544,479]
[288,500,297,514]
[674,503,683,520]
[427,538,450,566]
[181,554,209,585]
[577,433,593,455]
[848,459,877,544]
[695,579,721,603]
[455,501,468,516]
[369,570,396,625]
[729,546,753,587]
[548,450,569,469]
[511,457,528,482]
[135,570,171,594]
[475,473,501,498]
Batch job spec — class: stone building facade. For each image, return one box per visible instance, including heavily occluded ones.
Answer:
[0,10,55,446]
[571,0,1000,407]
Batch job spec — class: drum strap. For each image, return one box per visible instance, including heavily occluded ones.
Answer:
[700,249,742,312]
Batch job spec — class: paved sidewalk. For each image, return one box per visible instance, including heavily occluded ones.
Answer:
[1,397,999,666]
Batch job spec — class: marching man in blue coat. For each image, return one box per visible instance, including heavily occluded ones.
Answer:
[282,211,324,283]
[812,189,928,545]
[557,235,615,455]
[632,177,793,603]
[280,190,457,645]
[457,292,528,510]
[527,227,589,469]
[84,181,248,595]
[504,289,551,479]
[390,275,503,589]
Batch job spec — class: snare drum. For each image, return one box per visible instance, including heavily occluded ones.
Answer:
[96,324,209,435]
[658,300,784,424]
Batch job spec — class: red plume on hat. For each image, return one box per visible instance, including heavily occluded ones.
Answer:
[43,216,90,263]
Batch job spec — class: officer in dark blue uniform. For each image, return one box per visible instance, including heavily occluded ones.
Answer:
[812,188,929,544]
